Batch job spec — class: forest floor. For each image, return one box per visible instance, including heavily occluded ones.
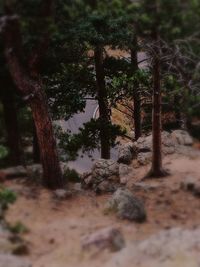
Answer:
[3,148,200,267]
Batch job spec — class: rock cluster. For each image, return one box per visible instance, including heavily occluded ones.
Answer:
[81,160,133,193]
[105,227,200,267]
[131,130,193,166]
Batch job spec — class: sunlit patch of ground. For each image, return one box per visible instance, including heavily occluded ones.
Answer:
[4,150,200,267]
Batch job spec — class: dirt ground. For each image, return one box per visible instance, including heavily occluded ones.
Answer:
[4,151,200,267]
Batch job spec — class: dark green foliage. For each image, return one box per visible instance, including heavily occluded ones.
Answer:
[1,0,200,166]
[0,187,17,211]
[57,119,125,161]
[0,145,8,160]
[63,168,80,183]
[9,221,29,234]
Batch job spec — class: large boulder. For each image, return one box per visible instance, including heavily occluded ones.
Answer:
[132,130,193,166]
[81,160,134,193]
[92,159,119,182]
[81,159,120,193]
[104,188,146,222]
[171,130,193,146]
[134,135,152,152]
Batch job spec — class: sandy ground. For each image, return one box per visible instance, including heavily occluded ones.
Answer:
[4,151,200,267]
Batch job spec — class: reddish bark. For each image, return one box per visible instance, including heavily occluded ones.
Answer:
[1,11,63,189]
[142,0,168,178]
[149,44,164,176]
[146,26,168,178]
[33,123,40,163]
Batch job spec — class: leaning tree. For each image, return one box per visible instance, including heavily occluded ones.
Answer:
[0,0,64,189]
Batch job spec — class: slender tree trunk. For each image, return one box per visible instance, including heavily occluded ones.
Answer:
[131,36,141,140]
[150,46,163,175]
[94,45,110,159]
[147,36,168,178]
[1,88,22,165]
[144,0,168,178]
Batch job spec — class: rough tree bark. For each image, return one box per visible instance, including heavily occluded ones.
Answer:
[1,5,64,189]
[94,45,111,159]
[33,123,40,163]
[131,35,142,140]
[1,87,22,165]
[149,39,164,176]
[146,0,168,178]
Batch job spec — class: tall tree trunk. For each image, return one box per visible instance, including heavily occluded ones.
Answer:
[29,88,63,188]
[150,45,163,176]
[131,35,141,140]
[94,45,111,159]
[147,33,168,178]
[2,15,64,189]
[1,88,22,165]
[33,122,40,163]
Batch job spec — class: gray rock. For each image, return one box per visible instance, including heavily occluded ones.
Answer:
[162,131,176,154]
[2,166,27,179]
[118,164,133,185]
[118,142,136,165]
[181,176,200,197]
[71,183,82,192]
[26,164,42,181]
[0,254,31,267]
[82,159,120,193]
[81,172,93,189]
[134,135,152,152]
[92,159,119,182]
[105,189,146,222]
[95,180,117,194]
[54,189,72,200]
[137,152,152,165]
[171,130,193,146]
[81,226,125,252]
[105,227,200,267]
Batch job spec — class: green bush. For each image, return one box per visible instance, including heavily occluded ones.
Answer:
[0,188,17,210]
[0,145,8,160]
[9,221,29,234]
[63,168,80,183]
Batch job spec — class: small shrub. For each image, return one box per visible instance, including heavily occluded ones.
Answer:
[63,168,80,183]
[0,145,8,160]
[0,187,17,210]
[9,222,29,234]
